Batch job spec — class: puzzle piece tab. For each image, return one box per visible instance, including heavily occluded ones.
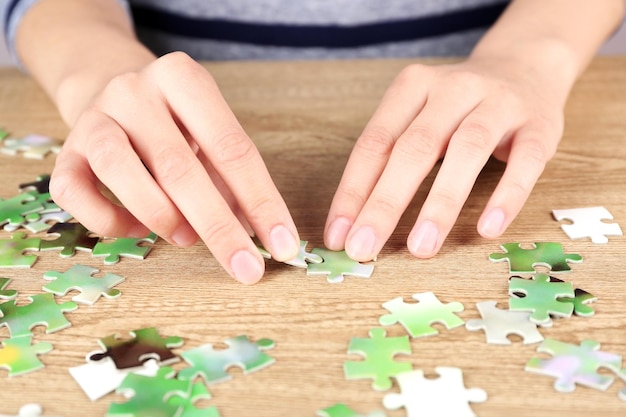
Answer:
[344,327,412,391]
[379,292,464,338]
[177,335,275,385]
[39,223,98,257]
[43,264,125,305]
[0,336,53,376]
[317,404,387,417]
[552,206,623,244]
[92,233,158,265]
[383,367,487,417]
[489,242,582,273]
[465,301,543,345]
[509,273,575,326]
[307,249,374,283]
[0,293,77,338]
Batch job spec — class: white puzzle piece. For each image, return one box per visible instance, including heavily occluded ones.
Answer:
[465,301,544,345]
[552,206,622,244]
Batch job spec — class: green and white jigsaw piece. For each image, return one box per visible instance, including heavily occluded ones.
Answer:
[284,240,323,268]
[0,293,78,338]
[0,232,40,268]
[489,242,583,273]
[307,248,374,283]
[40,223,99,257]
[92,232,158,265]
[509,273,575,326]
[43,264,125,305]
[465,301,543,345]
[0,336,53,376]
[0,194,45,229]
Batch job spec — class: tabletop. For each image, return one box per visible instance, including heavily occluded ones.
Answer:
[0,56,625,417]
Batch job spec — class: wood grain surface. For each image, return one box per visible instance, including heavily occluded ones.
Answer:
[0,57,625,416]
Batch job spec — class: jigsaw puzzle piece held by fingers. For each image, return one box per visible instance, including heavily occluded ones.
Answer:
[379,292,464,338]
[552,206,623,244]
[91,232,158,264]
[317,403,388,417]
[465,301,544,345]
[0,335,53,377]
[43,264,125,305]
[284,240,323,268]
[307,248,374,283]
[489,242,582,274]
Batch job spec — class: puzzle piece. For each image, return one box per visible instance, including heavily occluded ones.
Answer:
[69,357,160,401]
[379,292,464,338]
[39,222,99,257]
[0,134,62,159]
[383,367,487,417]
[107,366,192,417]
[89,327,183,369]
[42,264,125,305]
[0,404,62,417]
[166,381,221,417]
[0,335,53,376]
[0,127,8,140]
[0,194,45,228]
[489,242,582,273]
[92,232,158,264]
[509,273,575,325]
[465,301,543,345]
[281,240,323,268]
[0,277,17,299]
[526,338,625,394]
[552,206,623,244]
[307,249,374,283]
[0,293,77,338]
[177,335,275,384]
[344,327,412,391]
[18,174,52,195]
[557,287,597,317]
[317,404,387,417]
[4,210,73,234]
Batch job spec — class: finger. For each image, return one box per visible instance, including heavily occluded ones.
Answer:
[477,123,556,238]
[152,52,299,262]
[407,98,522,257]
[344,81,486,261]
[324,65,436,250]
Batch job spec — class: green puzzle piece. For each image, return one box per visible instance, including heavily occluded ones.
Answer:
[344,328,412,391]
[177,335,275,385]
[306,248,374,283]
[40,222,98,257]
[489,242,582,273]
[0,293,78,338]
[0,277,17,299]
[509,273,575,325]
[0,193,45,228]
[379,292,465,338]
[167,381,221,417]
[92,232,158,264]
[0,232,40,268]
[0,335,53,376]
[317,403,388,417]
[558,288,597,317]
[43,264,125,305]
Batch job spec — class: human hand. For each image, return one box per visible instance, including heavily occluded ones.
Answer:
[50,52,300,284]
[324,56,566,261]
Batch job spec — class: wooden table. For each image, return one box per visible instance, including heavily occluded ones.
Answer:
[0,57,625,417]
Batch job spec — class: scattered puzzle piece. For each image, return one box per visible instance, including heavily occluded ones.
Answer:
[489,242,582,273]
[526,338,626,394]
[465,301,543,345]
[92,232,158,265]
[344,327,412,391]
[0,404,62,417]
[0,277,17,299]
[307,249,374,283]
[509,273,575,326]
[379,292,464,338]
[166,381,221,417]
[177,335,275,385]
[4,210,73,234]
[0,293,78,338]
[42,264,125,305]
[284,240,323,268]
[552,206,623,244]
[0,134,62,159]
[317,404,387,417]
[0,336,53,376]
[89,327,183,369]
[383,367,487,417]
[39,223,98,257]
[0,194,45,229]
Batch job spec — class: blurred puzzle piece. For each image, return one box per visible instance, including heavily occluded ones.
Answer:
[0,336,53,377]
[0,134,62,159]
[0,293,77,338]
[552,206,623,244]
[0,232,40,268]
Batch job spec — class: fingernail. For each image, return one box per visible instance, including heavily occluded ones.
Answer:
[409,220,439,257]
[230,250,264,284]
[478,207,505,238]
[326,216,352,249]
[269,224,299,261]
[346,225,377,261]
[171,225,198,247]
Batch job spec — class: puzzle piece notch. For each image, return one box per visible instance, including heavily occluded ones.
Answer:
[0,293,77,338]
[0,134,62,159]
[379,292,465,338]
[0,277,18,299]
[0,336,53,376]
[89,327,184,369]
[383,367,487,417]
[552,206,623,244]
[525,338,625,393]
[317,404,388,417]
[177,335,275,385]
[307,248,374,283]
[465,301,543,345]
[508,273,575,325]
[43,264,125,305]
[344,327,412,391]
[489,242,583,273]
[91,232,158,265]
[39,223,99,257]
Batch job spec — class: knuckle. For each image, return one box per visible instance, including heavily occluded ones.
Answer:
[102,72,142,99]
[198,218,237,243]
[241,194,276,222]
[370,194,402,217]
[521,138,550,166]
[355,125,396,160]
[339,185,368,209]
[396,63,430,85]
[212,131,257,166]
[395,125,440,162]
[454,121,493,154]
[49,170,79,208]
[153,147,197,187]
[141,204,179,236]
[428,190,463,210]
